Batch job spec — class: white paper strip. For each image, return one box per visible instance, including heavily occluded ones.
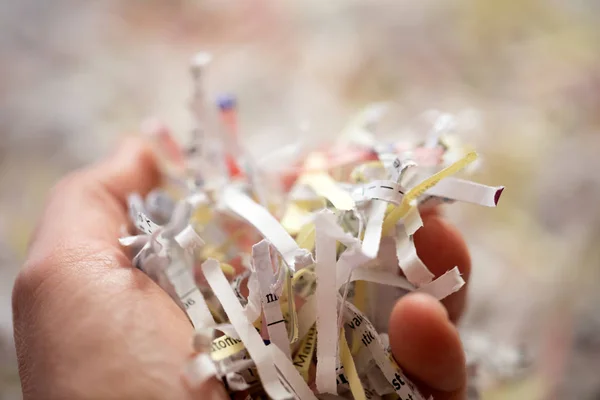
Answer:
[340,268,414,292]
[362,201,388,259]
[335,247,374,290]
[396,225,434,287]
[223,186,312,271]
[270,345,319,400]
[201,259,292,400]
[402,207,423,237]
[367,368,395,396]
[166,254,215,328]
[225,372,252,391]
[424,177,504,207]
[244,272,262,323]
[119,234,147,247]
[184,353,218,387]
[174,224,205,250]
[314,210,361,247]
[355,180,405,205]
[297,295,317,341]
[253,241,291,359]
[416,266,465,300]
[135,211,161,235]
[314,213,339,395]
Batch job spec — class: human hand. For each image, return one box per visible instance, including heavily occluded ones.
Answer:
[12,138,470,399]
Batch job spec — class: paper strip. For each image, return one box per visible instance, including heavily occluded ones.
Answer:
[362,201,389,259]
[174,224,205,250]
[402,206,423,237]
[210,335,246,361]
[396,225,434,287]
[382,151,478,235]
[253,241,291,359]
[339,268,414,292]
[314,212,340,395]
[225,372,252,391]
[284,271,300,344]
[166,254,215,328]
[296,222,316,252]
[223,186,312,271]
[281,203,314,234]
[185,353,218,387]
[367,368,394,396]
[302,172,356,211]
[340,330,366,400]
[355,180,405,205]
[297,295,317,341]
[293,324,316,381]
[271,345,319,400]
[424,177,504,207]
[201,259,292,400]
[119,234,148,248]
[416,266,465,300]
[135,211,161,235]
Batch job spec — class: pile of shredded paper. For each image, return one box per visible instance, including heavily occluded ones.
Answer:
[120,53,504,400]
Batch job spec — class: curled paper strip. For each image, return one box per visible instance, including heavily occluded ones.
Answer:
[424,177,504,207]
[223,186,313,271]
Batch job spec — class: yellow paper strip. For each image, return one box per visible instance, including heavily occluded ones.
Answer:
[220,263,236,276]
[296,222,316,251]
[351,280,367,355]
[207,301,227,324]
[302,172,355,211]
[382,151,478,235]
[281,203,312,234]
[292,324,317,381]
[210,335,246,361]
[210,316,265,361]
[340,330,366,400]
[284,272,299,344]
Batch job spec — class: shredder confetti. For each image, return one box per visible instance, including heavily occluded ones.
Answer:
[120,52,505,400]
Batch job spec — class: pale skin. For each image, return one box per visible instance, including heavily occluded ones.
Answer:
[12,138,471,400]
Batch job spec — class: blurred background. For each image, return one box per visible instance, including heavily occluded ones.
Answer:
[1,0,600,398]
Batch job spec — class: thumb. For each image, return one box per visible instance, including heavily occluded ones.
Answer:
[27,136,161,263]
[88,136,161,206]
[389,293,466,399]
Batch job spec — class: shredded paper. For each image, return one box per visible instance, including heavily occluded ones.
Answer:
[121,53,504,400]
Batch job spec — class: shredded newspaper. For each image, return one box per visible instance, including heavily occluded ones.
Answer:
[121,52,505,400]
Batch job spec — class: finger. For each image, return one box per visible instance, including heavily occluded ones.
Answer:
[27,137,160,266]
[389,293,466,397]
[414,212,470,322]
